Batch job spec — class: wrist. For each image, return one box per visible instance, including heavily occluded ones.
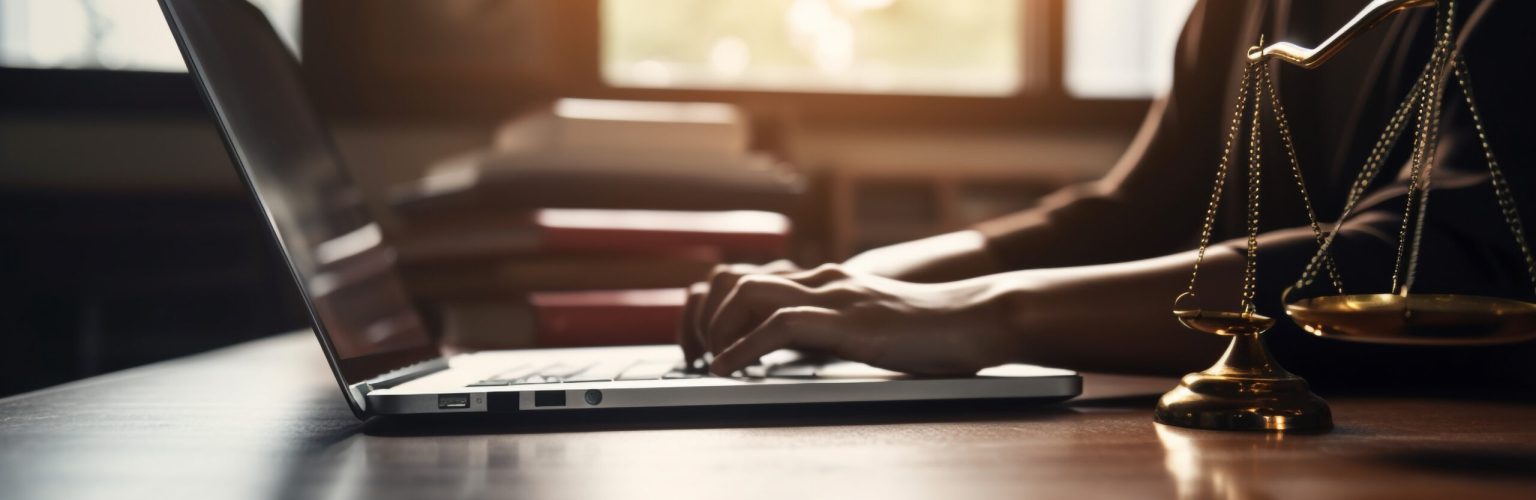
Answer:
[956,275,1038,367]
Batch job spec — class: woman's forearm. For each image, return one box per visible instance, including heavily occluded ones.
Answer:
[842,231,1247,374]
[972,247,1244,375]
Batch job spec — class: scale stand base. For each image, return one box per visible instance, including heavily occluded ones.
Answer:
[1154,330,1332,432]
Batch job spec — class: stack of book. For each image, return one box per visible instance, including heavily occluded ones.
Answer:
[390,98,804,214]
[389,99,802,351]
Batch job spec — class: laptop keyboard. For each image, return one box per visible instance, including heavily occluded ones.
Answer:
[463,354,864,387]
[467,359,708,387]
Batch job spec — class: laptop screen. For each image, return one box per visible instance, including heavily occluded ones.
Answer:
[160,0,438,395]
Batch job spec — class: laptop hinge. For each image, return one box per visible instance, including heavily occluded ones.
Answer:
[349,357,451,411]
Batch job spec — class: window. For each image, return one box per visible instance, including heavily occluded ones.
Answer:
[1065,0,1196,98]
[0,0,301,72]
[602,0,1023,97]
[604,0,1195,100]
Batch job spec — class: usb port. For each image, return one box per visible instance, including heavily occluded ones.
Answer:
[437,393,471,409]
[534,390,567,407]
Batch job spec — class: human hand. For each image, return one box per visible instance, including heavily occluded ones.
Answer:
[689,263,1013,377]
[679,260,805,363]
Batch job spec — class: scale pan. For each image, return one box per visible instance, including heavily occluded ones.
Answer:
[1174,309,1275,335]
[1286,294,1536,345]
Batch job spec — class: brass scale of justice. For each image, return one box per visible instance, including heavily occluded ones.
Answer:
[1154,0,1536,432]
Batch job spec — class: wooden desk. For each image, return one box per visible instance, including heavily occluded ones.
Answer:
[3,332,1534,500]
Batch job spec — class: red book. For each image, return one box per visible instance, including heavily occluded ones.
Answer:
[388,149,805,214]
[399,251,720,298]
[530,288,687,347]
[394,208,790,263]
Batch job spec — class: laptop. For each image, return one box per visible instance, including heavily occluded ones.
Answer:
[158,0,1081,419]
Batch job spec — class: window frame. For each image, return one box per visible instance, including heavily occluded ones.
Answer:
[301,0,1152,130]
[2,0,1156,130]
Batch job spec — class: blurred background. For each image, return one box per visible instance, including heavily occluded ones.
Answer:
[0,0,1193,397]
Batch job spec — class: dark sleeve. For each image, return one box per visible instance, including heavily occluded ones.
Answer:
[975,0,1256,270]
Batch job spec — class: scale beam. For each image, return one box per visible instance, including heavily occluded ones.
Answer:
[1248,0,1436,69]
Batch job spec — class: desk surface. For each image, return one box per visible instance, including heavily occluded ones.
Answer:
[3,332,1534,500]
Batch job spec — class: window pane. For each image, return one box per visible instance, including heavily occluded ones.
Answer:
[0,0,301,72]
[1065,0,1195,99]
[602,0,1021,96]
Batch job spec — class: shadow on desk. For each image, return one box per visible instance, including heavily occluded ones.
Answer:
[362,397,1082,437]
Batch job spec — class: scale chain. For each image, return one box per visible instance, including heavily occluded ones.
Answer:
[1289,48,1435,293]
[1183,62,1254,304]
[1186,48,1354,314]
[1260,62,1344,294]
[1401,42,1449,294]
[1451,56,1536,296]
[1294,0,1534,300]
[1391,0,1454,295]
[1185,46,1354,314]
[1242,63,1265,314]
